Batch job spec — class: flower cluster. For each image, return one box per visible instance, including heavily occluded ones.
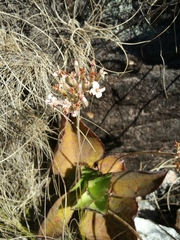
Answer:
[46,60,107,117]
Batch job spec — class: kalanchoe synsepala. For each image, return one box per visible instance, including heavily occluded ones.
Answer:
[46,60,107,116]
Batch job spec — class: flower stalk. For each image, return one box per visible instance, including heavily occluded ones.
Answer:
[46,60,107,117]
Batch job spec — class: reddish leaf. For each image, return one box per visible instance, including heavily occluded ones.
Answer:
[38,191,76,238]
[52,117,104,178]
[111,170,167,198]
[98,155,125,174]
[108,197,138,240]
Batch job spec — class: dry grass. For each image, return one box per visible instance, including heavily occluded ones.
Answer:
[0,0,179,239]
[0,27,55,238]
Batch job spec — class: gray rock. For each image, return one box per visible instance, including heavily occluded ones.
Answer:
[134,216,180,240]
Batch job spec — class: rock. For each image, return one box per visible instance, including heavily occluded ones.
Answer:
[136,197,156,212]
[163,170,178,185]
[83,65,180,166]
[134,216,180,240]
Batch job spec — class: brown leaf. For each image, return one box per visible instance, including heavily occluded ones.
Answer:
[111,170,167,198]
[98,155,125,174]
[79,211,111,240]
[108,197,138,240]
[79,197,138,240]
[52,117,104,178]
[38,191,76,238]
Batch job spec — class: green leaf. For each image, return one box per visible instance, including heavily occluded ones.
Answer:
[111,170,167,198]
[88,195,109,214]
[73,191,93,209]
[73,171,111,214]
[74,192,109,214]
[81,166,102,181]
[88,173,111,200]
[70,167,101,192]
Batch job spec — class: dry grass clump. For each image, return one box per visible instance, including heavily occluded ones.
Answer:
[0,0,129,72]
[0,28,55,238]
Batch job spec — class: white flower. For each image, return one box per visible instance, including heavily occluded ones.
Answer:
[45,94,57,108]
[89,81,106,98]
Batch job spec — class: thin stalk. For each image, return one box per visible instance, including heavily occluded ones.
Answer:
[119,151,177,159]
